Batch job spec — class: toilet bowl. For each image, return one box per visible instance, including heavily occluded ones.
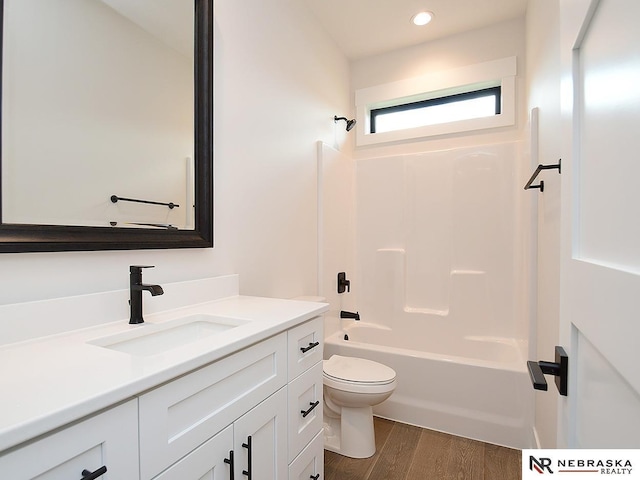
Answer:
[323,354,397,458]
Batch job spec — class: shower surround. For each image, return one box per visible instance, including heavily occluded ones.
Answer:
[333,141,534,447]
[356,142,529,338]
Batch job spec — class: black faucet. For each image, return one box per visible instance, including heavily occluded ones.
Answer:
[129,265,164,324]
[337,272,351,294]
[340,310,360,321]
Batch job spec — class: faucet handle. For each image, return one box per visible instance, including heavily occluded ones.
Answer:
[130,265,155,274]
[337,272,351,294]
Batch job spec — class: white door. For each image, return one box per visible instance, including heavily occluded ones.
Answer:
[559,0,640,447]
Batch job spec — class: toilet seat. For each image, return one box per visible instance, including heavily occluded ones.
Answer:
[323,355,396,394]
[324,355,396,383]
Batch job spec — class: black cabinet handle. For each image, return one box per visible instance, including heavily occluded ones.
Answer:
[224,450,235,480]
[81,466,107,480]
[242,435,252,479]
[310,474,320,480]
[300,341,320,353]
[301,400,320,418]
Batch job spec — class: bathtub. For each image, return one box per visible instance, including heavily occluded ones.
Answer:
[324,321,535,449]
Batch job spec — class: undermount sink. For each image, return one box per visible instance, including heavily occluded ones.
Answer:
[88,314,250,356]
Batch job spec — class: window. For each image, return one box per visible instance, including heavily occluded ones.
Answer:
[354,57,517,146]
[370,86,501,134]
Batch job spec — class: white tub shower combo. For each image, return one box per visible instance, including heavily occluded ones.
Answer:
[318,141,535,449]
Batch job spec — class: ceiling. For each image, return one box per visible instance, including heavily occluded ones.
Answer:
[301,0,529,60]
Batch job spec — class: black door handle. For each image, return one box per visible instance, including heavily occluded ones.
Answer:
[527,361,548,390]
[81,466,107,480]
[527,346,568,396]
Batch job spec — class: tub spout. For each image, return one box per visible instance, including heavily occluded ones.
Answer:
[340,310,360,321]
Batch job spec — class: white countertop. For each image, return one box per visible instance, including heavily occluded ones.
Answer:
[0,293,328,452]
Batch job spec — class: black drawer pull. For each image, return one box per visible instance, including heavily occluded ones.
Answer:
[310,474,320,480]
[300,341,320,353]
[81,466,107,480]
[224,450,235,480]
[242,435,252,479]
[301,400,320,418]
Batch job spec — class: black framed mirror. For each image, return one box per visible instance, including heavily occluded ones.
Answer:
[0,0,213,253]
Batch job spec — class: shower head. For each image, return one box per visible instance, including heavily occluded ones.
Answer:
[334,115,357,132]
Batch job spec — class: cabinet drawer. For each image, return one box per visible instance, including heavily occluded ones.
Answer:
[287,316,323,381]
[153,425,233,480]
[288,431,324,480]
[0,400,138,480]
[287,361,323,462]
[139,333,287,480]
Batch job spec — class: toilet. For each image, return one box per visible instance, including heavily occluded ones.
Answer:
[322,354,397,458]
[290,296,397,458]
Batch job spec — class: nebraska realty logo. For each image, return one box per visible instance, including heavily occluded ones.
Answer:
[522,450,640,479]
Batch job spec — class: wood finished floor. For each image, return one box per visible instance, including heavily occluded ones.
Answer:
[324,418,522,480]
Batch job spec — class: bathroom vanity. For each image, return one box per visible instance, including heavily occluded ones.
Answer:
[0,275,326,480]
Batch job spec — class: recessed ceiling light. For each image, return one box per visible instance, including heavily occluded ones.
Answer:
[411,11,434,26]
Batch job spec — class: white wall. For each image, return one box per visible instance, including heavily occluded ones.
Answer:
[351,18,527,158]
[214,0,350,298]
[525,0,562,448]
[0,0,349,311]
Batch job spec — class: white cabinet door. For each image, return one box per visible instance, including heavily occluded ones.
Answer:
[233,388,287,480]
[153,425,233,480]
[0,400,138,480]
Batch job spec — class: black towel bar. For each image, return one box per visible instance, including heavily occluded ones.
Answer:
[111,195,179,209]
[524,160,561,192]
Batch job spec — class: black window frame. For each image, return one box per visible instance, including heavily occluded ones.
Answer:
[370,86,502,134]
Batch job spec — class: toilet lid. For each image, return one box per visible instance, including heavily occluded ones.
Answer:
[323,355,396,384]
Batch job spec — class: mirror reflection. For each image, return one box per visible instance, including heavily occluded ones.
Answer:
[2,0,194,230]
